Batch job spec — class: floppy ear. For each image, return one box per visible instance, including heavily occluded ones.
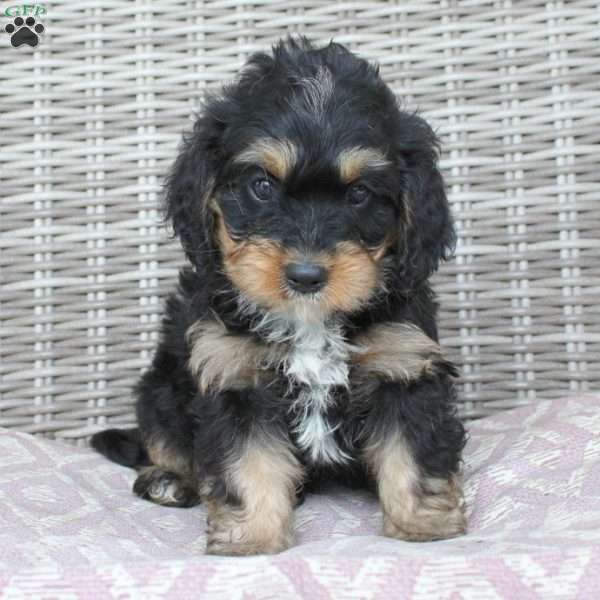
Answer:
[163,114,222,271]
[397,118,456,290]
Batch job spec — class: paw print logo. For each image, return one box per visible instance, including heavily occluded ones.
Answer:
[5,16,45,47]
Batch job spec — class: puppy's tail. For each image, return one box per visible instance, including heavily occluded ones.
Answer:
[90,428,150,469]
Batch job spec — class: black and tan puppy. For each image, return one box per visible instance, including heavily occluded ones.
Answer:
[91,37,466,555]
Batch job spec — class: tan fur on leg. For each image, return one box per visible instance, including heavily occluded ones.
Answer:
[186,320,285,393]
[352,322,448,383]
[145,436,192,477]
[365,431,466,542]
[206,435,304,556]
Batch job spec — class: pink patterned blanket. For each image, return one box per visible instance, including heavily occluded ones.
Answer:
[2,395,599,598]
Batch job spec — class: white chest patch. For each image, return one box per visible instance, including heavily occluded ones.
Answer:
[278,320,353,465]
[240,299,356,466]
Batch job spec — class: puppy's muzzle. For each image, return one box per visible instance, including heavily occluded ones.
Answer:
[285,262,328,294]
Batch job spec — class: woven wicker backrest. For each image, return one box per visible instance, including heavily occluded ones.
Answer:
[1,1,599,443]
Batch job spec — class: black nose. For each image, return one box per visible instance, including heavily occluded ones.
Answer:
[285,262,328,294]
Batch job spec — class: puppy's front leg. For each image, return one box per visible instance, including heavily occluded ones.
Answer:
[198,391,304,556]
[205,437,302,555]
[362,378,467,542]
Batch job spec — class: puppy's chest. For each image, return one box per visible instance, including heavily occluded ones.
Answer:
[279,323,353,466]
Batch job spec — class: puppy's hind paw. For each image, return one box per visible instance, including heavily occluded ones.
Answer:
[133,467,200,508]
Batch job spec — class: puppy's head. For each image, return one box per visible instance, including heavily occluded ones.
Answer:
[165,38,454,321]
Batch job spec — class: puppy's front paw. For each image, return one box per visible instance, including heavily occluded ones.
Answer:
[206,528,291,556]
[205,501,293,556]
[383,475,466,542]
[383,505,466,542]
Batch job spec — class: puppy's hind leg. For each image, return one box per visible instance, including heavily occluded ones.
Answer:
[131,434,200,508]
[130,356,201,508]
[91,426,198,506]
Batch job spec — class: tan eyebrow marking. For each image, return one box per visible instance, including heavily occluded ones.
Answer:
[235,138,298,181]
[337,147,391,183]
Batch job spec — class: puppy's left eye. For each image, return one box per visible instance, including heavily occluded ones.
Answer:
[347,184,372,207]
[251,177,274,201]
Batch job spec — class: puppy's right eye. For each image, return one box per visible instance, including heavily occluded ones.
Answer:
[251,177,274,201]
[347,183,372,207]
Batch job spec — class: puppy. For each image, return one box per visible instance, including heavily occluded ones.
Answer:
[91,37,466,556]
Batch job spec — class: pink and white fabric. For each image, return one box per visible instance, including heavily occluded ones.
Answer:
[1,395,600,598]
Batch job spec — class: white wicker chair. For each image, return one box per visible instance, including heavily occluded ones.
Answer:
[1,0,599,443]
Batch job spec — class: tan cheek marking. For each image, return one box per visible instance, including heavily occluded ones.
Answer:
[213,207,291,311]
[226,241,288,310]
[235,138,298,181]
[338,147,391,184]
[321,241,380,313]
[351,321,445,383]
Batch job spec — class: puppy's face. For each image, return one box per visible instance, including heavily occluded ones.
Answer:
[214,134,400,319]
[166,39,455,320]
